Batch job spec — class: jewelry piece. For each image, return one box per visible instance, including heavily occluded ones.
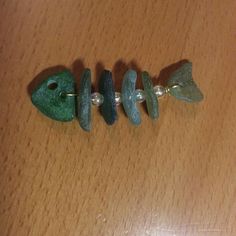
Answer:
[31,62,204,131]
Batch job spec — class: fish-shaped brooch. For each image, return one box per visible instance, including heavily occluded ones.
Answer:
[31,62,203,131]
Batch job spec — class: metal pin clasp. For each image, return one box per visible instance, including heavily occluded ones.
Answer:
[65,92,78,97]
[60,91,78,97]
[165,84,181,93]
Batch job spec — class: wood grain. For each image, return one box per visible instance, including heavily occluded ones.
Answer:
[0,0,235,235]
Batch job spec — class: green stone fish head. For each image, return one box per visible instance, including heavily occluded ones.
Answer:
[167,62,204,102]
[31,70,76,121]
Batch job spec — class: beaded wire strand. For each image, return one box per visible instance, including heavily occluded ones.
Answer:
[63,84,175,106]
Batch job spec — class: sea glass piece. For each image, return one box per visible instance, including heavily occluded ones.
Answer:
[31,70,75,121]
[167,62,204,102]
[99,70,117,125]
[121,69,141,125]
[141,71,159,119]
[77,69,91,131]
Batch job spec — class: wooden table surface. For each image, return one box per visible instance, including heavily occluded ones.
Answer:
[0,0,235,235]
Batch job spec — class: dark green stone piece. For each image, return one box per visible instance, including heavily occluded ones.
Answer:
[121,69,141,125]
[99,70,117,125]
[77,69,91,131]
[167,62,204,102]
[141,71,159,119]
[31,70,76,121]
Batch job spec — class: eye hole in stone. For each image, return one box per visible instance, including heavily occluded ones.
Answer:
[47,80,58,90]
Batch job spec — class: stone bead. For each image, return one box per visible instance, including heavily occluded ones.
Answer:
[99,70,117,125]
[121,69,141,125]
[77,68,91,132]
[141,71,159,119]
[167,62,204,102]
[91,92,104,106]
[31,70,75,121]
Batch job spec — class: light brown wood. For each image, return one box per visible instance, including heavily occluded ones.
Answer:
[0,0,235,235]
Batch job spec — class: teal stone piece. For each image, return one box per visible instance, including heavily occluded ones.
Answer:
[167,62,204,102]
[99,70,117,125]
[121,69,141,125]
[141,71,159,119]
[77,69,92,131]
[31,70,76,121]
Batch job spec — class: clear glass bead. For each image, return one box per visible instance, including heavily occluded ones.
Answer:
[153,85,166,97]
[91,92,104,106]
[135,89,146,103]
[115,92,121,105]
